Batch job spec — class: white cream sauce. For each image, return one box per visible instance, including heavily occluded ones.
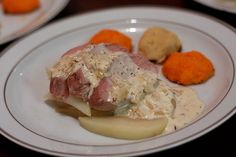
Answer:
[164,87,204,133]
[125,82,204,133]
[49,44,122,90]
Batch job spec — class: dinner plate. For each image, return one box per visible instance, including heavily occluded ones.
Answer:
[194,0,236,14]
[0,0,69,45]
[0,7,236,157]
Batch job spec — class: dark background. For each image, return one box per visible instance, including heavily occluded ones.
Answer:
[0,0,236,157]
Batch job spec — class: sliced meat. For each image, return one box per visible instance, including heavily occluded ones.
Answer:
[89,77,115,111]
[63,43,127,57]
[62,43,89,57]
[105,44,129,52]
[49,43,160,112]
[129,53,159,74]
[67,69,91,101]
[50,77,69,99]
[106,44,159,75]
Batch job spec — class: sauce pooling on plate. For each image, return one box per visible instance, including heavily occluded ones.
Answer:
[117,81,203,133]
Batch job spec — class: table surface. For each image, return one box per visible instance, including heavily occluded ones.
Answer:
[0,0,236,157]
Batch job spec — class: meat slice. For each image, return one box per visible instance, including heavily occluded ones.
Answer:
[49,43,160,111]
[50,77,69,99]
[62,43,89,57]
[87,54,159,111]
[49,69,91,101]
[67,69,91,101]
[105,44,129,52]
[88,77,115,111]
[129,53,159,74]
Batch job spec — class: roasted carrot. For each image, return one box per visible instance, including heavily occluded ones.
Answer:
[89,29,132,52]
[2,0,40,14]
[162,51,214,85]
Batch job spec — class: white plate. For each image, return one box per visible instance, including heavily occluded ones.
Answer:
[194,0,236,14]
[0,0,69,45]
[0,7,236,157]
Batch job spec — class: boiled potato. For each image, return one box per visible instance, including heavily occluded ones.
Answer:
[65,96,91,116]
[45,93,91,116]
[91,109,113,117]
[78,116,168,140]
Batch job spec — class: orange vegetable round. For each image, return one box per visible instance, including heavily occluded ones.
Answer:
[162,51,214,85]
[2,0,40,14]
[90,29,132,52]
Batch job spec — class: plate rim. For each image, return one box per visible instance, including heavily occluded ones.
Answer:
[0,6,236,157]
[0,0,69,45]
[3,17,235,146]
[194,0,236,14]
